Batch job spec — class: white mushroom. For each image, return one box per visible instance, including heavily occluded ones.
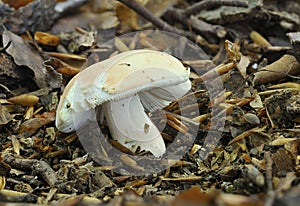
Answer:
[55,49,191,157]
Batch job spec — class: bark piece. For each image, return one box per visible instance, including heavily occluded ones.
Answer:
[0,0,56,34]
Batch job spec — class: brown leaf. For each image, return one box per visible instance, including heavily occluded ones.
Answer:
[0,104,13,125]
[120,155,145,172]
[237,55,250,79]
[8,94,39,107]
[116,0,177,32]
[59,27,97,53]
[19,111,55,136]
[250,31,272,48]
[172,186,216,206]
[34,31,60,46]
[11,135,21,156]
[56,195,85,206]
[272,148,295,174]
[2,0,33,9]
[0,176,6,190]
[116,0,147,32]
[44,57,80,76]
[2,30,61,88]
[51,12,118,34]
[253,55,300,86]
[0,161,11,176]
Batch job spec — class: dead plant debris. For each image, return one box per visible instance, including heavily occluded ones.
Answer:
[0,0,299,205]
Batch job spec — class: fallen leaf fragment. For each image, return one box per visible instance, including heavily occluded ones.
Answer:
[189,144,202,156]
[11,135,21,155]
[237,55,250,78]
[225,40,241,62]
[2,30,61,88]
[0,104,13,125]
[116,0,177,33]
[44,57,80,76]
[24,106,34,120]
[0,176,6,190]
[272,148,295,173]
[0,161,11,176]
[8,94,39,107]
[45,52,87,61]
[34,31,60,46]
[250,31,272,48]
[218,192,263,206]
[120,155,145,172]
[253,55,300,86]
[172,186,216,206]
[270,137,297,146]
[19,111,55,136]
[268,82,300,90]
[228,127,266,145]
[2,0,33,9]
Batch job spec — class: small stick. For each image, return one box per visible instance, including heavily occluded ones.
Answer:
[3,154,57,187]
[183,0,249,17]
[264,151,276,206]
[188,16,227,38]
[265,151,273,191]
[117,0,195,40]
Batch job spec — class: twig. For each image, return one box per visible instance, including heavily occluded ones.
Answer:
[265,151,273,191]
[117,0,195,40]
[166,1,247,40]
[264,151,276,206]
[188,16,227,38]
[183,0,249,17]
[3,154,57,187]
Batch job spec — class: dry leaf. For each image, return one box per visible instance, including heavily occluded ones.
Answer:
[116,0,177,32]
[237,55,250,78]
[34,31,60,46]
[253,55,300,86]
[120,155,145,172]
[44,57,80,76]
[116,0,148,32]
[172,186,215,206]
[0,176,6,190]
[0,104,13,125]
[270,137,297,146]
[11,135,21,155]
[59,27,97,53]
[19,111,55,136]
[8,94,39,107]
[51,12,118,34]
[272,148,295,174]
[0,161,11,176]
[2,30,61,88]
[250,31,272,48]
[2,0,33,9]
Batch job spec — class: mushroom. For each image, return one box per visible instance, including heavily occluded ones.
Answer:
[55,49,191,157]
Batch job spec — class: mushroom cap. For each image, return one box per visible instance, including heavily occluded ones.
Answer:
[56,49,190,133]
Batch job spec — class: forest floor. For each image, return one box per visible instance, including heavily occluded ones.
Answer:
[0,0,300,205]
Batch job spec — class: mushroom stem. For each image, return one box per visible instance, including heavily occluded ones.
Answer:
[102,95,166,157]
